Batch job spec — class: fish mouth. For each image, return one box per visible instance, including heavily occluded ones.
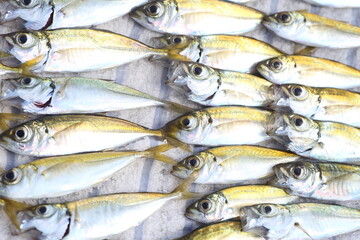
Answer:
[262,15,277,29]
[0,3,17,24]
[166,62,188,86]
[129,9,143,22]
[269,165,290,187]
[171,165,191,179]
[266,113,292,146]
[0,79,18,101]
[256,62,271,79]
[272,85,291,108]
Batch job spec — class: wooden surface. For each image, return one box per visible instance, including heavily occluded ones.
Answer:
[0,0,359,239]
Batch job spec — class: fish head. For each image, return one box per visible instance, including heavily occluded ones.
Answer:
[171,151,215,179]
[262,11,307,38]
[5,31,49,63]
[239,204,293,238]
[167,61,220,103]
[18,204,70,239]
[154,35,200,61]
[0,167,24,196]
[185,192,228,223]
[267,113,320,154]
[162,110,213,145]
[271,161,321,195]
[274,84,319,116]
[257,56,297,84]
[2,0,53,30]
[0,120,47,156]
[1,76,54,103]
[130,0,178,33]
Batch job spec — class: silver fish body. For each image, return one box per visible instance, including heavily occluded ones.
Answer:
[262,11,360,48]
[172,145,300,184]
[5,29,167,73]
[1,0,149,30]
[273,84,360,127]
[163,106,273,147]
[157,35,283,73]
[130,0,264,35]
[17,192,180,239]
[271,161,360,201]
[268,113,360,163]
[167,61,274,107]
[0,77,183,114]
[240,203,360,240]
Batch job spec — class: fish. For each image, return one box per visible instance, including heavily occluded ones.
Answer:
[267,113,360,163]
[1,178,196,240]
[0,76,192,114]
[185,185,298,223]
[4,28,188,73]
[239,203,360,240]
[162,106,273,148]
[273,84,360,128]
[0,0,150,30]
[173,221,265,240]
[155,35,284,72]
[0,63,21,75]
[171,145,300,184]
[167,61,275,107]
[270,161,360,201]
[130,0,264,36]
[0,114,165,157]
[262,11,360,48]
[301,0,360,8]
[0,144,175,199]
[257,55,360,89]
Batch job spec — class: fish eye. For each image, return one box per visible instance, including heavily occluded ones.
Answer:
[290,86,308,100]
[261,204,276,216]
[36,205,48,215]
[293,87,302,96]
[291,116,311,132]
[145,2,163,17]
[15,33,36,48]
[2,169,19,184]
[172,37,182,44]
[278,12,292,24]
[270,59,283,71]
[180,115,198,130]
[186,156,201,169]
[291,165,306,179]
[13,126,31,142]
[19,77,37,87]
[190,64,209,79]
[294,117,303,127]
[199,200,212,212]
[22,0,32,6]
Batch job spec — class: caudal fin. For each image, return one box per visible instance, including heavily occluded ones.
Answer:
[0,199,30,230]
[172,172,202,200]
[0,113,30,132]
[150,48,192,62]
[144,144,177,165]
[162,100,195,114]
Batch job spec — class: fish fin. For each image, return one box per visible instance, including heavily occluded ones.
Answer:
[294,222,314,240]
[172,172,202,200]
[145,144,177,165]
[0,199,30,230]
[162,100,195,114]
[0,113,30,132]
[295,46,317,56]
[0,52,14,60]
[51,121,93,141]
[57,77,72,99]
[164,136,192,152]
[297,9,309,13]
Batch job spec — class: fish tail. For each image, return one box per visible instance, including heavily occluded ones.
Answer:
[171,172,202,200]
[162,100,195,114]
[0,63,22,75]
[0,113,29,132]
[0,199,30,230]
[144,144,177,165]
[162,134,192,152]
[149,48,191,62]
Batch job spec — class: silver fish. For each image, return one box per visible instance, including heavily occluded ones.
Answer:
[156,35,283,72]
[0,144,174,199]
[267,113,360,163]
[273,84,360,128]
[0,76,190,114]
[167,61,274,107]
[171,145,300,184]
[270,161,360,201]
[240,203,360,240]
[262,11,360,48]
[130,0,264,35]
[0,0,149,30]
